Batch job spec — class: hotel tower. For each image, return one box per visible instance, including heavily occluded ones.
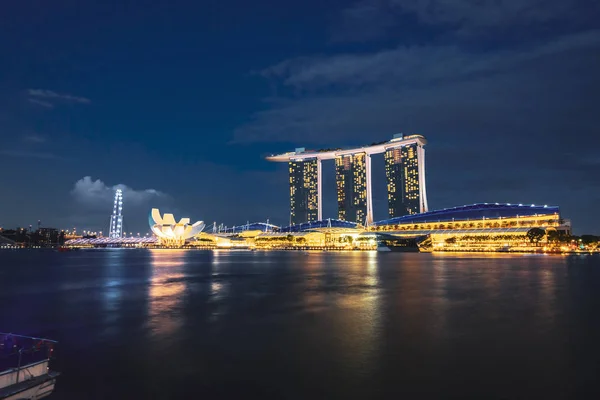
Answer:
[384,140,427,217]
[335,153,370,224]
[289,155,321,225]
[268,134,428,225]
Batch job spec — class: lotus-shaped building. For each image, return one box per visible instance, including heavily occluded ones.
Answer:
[149,208,205,245]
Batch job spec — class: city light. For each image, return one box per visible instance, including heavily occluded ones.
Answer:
[109,189,123,238]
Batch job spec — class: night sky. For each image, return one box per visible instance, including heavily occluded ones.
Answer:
[1,0,599,234]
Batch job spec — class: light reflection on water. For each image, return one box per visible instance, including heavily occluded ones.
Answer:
[1,250,599,399]
[101,250,125,336]
[335,252,382,377]
[287,251,384,380]
[147,249,187,338]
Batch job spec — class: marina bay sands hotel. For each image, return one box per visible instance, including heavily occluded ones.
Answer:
[267,134,428,225]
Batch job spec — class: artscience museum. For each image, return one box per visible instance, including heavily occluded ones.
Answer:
[149,208,205,245]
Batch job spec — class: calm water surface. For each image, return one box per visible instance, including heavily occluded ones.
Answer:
[1,249,599,399]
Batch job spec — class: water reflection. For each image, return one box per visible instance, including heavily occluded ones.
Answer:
[430,256,450,337]
[147,249,187,338]
[3,250,600,399]
[366,250,378,287]
[535,260,558,320]
[315,252,382,379]
[211,281,223,296]
[102,250,126,336]
[301,252,326,309]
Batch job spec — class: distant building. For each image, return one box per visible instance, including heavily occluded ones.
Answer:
[37,227,59,247]
[336,153,368,224]
[384,135,428,217]
[289,157,320,225]
[0,227,64,247]
[0,228,28,245]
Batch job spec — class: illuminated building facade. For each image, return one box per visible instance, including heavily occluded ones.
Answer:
[336,153,369,223]
[289,157,321,225]
[371,203,572,252]
[267,134,427,225]
[149,208,205,246]
[385,138,428,217]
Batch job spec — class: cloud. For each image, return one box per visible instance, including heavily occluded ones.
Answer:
[68,176,172,234]
[331,0,400,42]
[23,134,46,143]
[261,30,600,91]
[333,0,599,42]
[236,30,600,145]
[28,98,54,108]
[26,89,91,106]
[390,0,588,30]
[0,133,58,159]
[0,150,64,160]
[71,176,167,208]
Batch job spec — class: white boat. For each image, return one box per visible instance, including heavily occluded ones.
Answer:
[0,333,60,400]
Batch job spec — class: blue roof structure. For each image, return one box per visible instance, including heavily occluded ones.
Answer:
[221,222,280,233]
[373,203,560,226]
[281,219,359,232]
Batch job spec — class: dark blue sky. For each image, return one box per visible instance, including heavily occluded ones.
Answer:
[1,0,599,234]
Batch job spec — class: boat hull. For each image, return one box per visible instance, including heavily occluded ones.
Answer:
[2,375,58,400]
[0,335,60,400]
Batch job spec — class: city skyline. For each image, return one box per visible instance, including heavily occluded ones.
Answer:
[1,1,599,234]
[2,3,600,398]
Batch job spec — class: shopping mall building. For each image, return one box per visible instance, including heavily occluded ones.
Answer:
[222,203,570,252]
[370,203,570,252]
